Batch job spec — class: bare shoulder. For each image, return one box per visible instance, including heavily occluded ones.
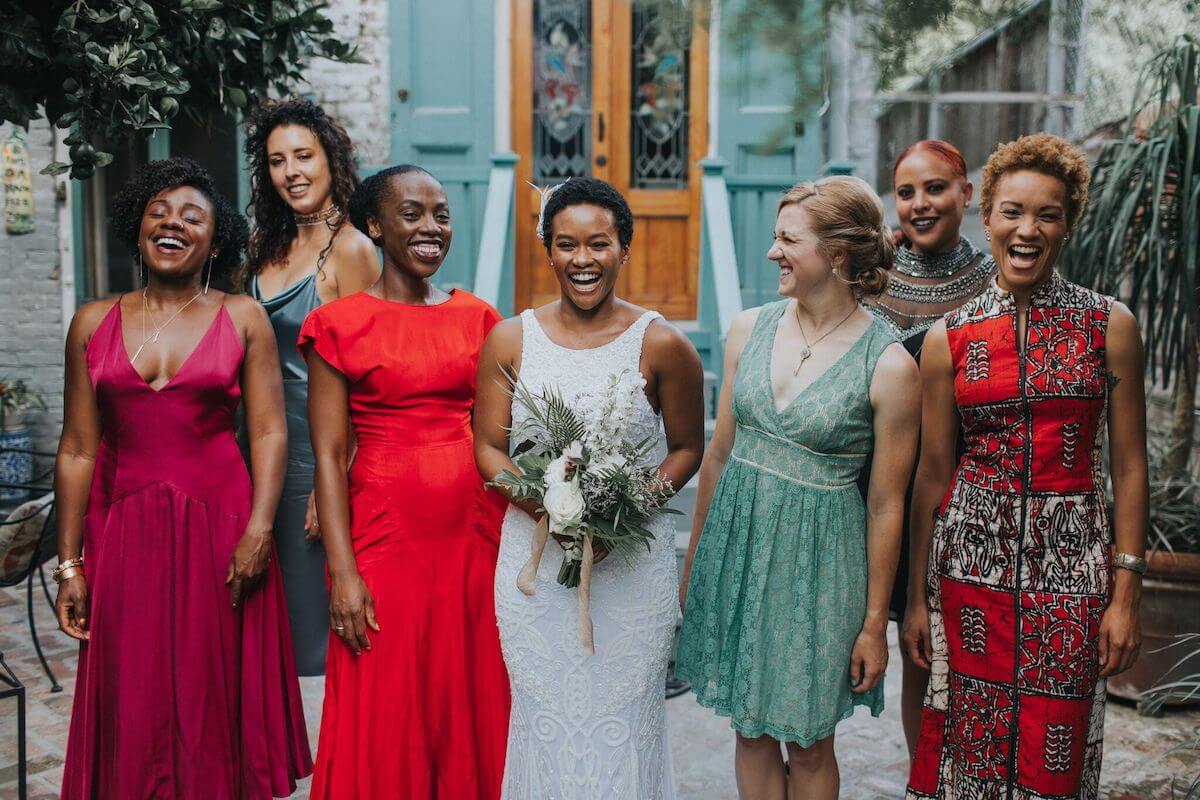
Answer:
[68,296,120,344]
[1107,300,1139,339]
[871,342,921,408]
[332,225,377,263]
[1105,301,1144,373]
[223,292,271,332]
[484,314,524,352]
[330,226,381,294]
[644,317,702,369]
[644,316,694,350]
[874,341,921,384]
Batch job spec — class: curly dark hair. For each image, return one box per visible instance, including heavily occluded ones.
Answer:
[110,157,248,290]
[242,98,360,278]
[539,177,634,250]
[347,165,438,244]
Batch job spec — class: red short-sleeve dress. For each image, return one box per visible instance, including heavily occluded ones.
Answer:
[298,289,510,799]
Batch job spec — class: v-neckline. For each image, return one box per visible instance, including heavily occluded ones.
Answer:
[768,307,877,416]
[252,271,316,305]
[117,300,228,393]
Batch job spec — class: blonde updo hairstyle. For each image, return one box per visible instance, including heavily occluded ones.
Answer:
[777,175,894,297]
[980,133,1091,229]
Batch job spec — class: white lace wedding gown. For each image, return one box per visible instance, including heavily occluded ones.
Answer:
[494,309,678,800]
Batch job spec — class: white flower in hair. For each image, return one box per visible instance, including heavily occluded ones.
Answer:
[530,178,571,240]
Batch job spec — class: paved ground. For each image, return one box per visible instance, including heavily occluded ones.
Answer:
[1,577,1196,799]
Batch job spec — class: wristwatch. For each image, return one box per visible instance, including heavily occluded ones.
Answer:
[1113,552,1147,575]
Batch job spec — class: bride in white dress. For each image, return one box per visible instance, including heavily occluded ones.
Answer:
[474,178,705,799]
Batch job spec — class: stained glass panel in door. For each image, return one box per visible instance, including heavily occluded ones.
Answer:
[533,0,592,182]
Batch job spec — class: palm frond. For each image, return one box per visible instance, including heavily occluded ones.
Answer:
[1061,34,1200,385]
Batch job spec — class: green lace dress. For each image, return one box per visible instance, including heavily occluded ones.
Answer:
[676,300,896,745]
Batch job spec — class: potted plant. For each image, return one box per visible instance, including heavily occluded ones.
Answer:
[0,377,47,505]
[1060,34,1200,706]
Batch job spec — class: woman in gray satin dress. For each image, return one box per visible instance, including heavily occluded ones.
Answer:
[243,99,379,676]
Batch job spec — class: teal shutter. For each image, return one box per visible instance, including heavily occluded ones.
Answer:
[715,1,823,309]
[388,0,496,289]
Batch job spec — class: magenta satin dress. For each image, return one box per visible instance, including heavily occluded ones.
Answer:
[61,300,313,800]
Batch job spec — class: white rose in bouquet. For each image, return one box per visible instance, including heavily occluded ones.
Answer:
[544,478,585,534]
[546,454,570,484]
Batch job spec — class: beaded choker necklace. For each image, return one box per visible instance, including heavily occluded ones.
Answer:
[294,205,342,227]
[894,237,979,279]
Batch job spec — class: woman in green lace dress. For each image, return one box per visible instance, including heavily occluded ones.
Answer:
[677,176,921,800]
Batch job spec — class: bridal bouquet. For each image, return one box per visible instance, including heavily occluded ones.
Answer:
[490,368,678,651]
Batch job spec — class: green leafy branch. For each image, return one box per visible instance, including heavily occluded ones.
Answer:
[0,0,359,180]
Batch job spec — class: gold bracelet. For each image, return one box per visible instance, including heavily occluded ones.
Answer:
[54,565,84,584]
[51,557,84,581]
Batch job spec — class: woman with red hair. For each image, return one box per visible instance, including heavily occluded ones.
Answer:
[863,139,994,757]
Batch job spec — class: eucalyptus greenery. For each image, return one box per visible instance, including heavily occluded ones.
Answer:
[0,0,358,180]
[1060,34,1199,478]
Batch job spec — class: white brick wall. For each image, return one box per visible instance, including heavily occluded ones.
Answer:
[302,0,391,166]
[0,121,66,454]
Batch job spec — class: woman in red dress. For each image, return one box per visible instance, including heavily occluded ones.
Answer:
[904,134,1148,800]
[301,165,510,799]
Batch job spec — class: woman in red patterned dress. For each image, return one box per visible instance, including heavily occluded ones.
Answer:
[904,134,1149,800]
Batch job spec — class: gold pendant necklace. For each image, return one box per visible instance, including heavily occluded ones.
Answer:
[793,303,859,376]
[130,287,203,363]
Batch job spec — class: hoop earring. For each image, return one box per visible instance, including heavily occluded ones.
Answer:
[985,230,992,242]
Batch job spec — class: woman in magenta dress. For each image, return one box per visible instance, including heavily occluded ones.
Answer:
[54,158,312,799]
[301,165,510,799]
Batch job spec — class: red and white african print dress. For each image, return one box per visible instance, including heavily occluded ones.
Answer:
[907,273,1114,800]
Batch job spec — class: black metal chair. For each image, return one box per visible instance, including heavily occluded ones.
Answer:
[0,448,61,693]
[0,652,27,800]
[0,448,57,800]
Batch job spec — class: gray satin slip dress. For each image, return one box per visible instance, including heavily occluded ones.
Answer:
[251,272,328,676]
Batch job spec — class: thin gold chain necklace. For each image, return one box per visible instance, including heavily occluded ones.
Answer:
[130,287,203,363]
[793,302,859,375]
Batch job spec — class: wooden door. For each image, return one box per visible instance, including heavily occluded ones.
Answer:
[512,0,707,318]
